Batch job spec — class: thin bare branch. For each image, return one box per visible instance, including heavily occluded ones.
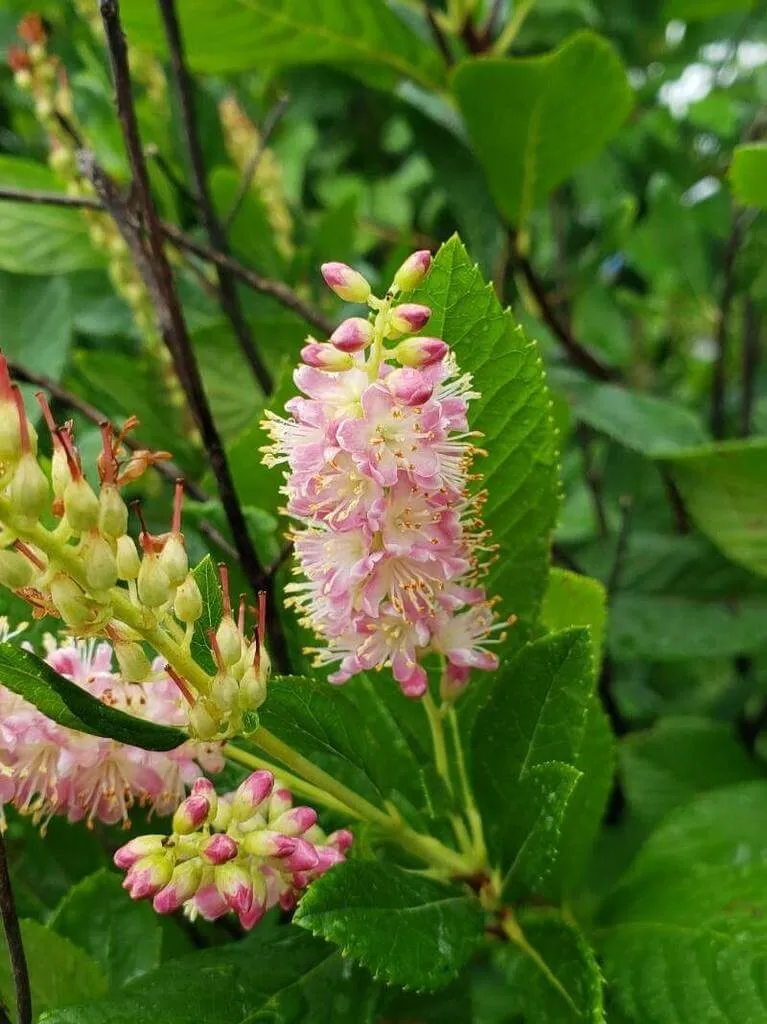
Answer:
[0,833,31,1024]
[224,94,290,230]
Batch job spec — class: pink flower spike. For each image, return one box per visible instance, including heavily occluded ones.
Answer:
[201,833,239,865]
[215,862,254,915]
[321,262,371,303]
[301,341,354,371]
[393,336,448,368]
[393,250,431,292]
[152,860,203,914]
[113,834,164,870]
[386,367,434,406]
[330,317,374,353]
[123,854,173,900]
[232,770,274,819]
[172,793,211,835]
[388,303,431,336]
[270,805,317,837]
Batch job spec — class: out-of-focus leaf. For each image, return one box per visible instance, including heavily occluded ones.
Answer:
[0,273,73,385]
[209,167,284,278]
[665,0,758,16]
[730,143,767,210]
[453,33,632,224]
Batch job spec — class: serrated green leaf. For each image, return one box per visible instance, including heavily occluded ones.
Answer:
[0,919,107,1019]
[190,555,223,675]
[294,861,485,991]
[730,142,767,210]
[0,645,186,751]
[541,569,607,664]
[471,628,595,898]
[49,869,163,990]
[0,273,72,387]
[40,923,378,1023]
[453,33,632,224]
[663,439,767,577]
[121,0,445,92]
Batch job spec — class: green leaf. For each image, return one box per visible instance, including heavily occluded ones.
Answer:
[409,234,560,637]
[190,555,223,675]
[665,0,758,17]
[730,142,767,210]
[193,321,266,441]
[0,919,107,1019]
[471,628,595,898]
[0,273,72,384]
[495,909,605,1023]
[49,869,163,990]
[121,0,446,92]
[663,439,767,578]
[620,718,762,830]
[41,923,378,1023]
[598,783,767,1024]
[0,157,103,274]
[0,644,186,752]
[453,33,632,224]
[294,860,485,990]
[210,167,284,278]
[541,568,607,664]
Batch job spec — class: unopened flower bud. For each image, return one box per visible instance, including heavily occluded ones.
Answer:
[0,549,34,590]
[191,777,218,819]
[387,303,431,338]
[212,672,238,712]
[98,484,128,539]
[114,640,153,682]
[188,701,219,741]
[270,806,318,837]
[49,574,93,628]
[320,262,371,303]
[231,770,273,821]
[393,336,448,368]
[64,477,100,533]
[51,446,69,499]
[282,838,320,873]
[300,341,354,371]
[159,535,188,589]
[82,532,118,591]
[172,793,212,835]
[153,859,203,914]
[215,616,242,668]
[267,784,293,821]
[386,367,434,406]
[174,573,202,623]
[9,453,49,521]
[393,250,432,292]
[214,862,254,915]
[123,853,173,900]
[329,317,374,353]
[114,834,165,870]
[116,534,141,580]
[137,553,171,608]
[0,399,21,463]
[240,665,267,710]
[201,834,238,865]
[241,830,296,858]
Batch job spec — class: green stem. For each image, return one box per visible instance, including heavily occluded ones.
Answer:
[447,707,488,864]
[423,692,453,796]
[501,910,579,1015]
[492,0,536,55]
[366,296,392,382]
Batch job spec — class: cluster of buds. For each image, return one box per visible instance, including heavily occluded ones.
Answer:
[0,358,268,740]
[115,772,351,929]
[7,16,186,425]
[262,254,505,699]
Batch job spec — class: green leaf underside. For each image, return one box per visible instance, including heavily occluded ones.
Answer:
[0,644,186,751]
[294,860,485,990]
[453,33,632,224]
[471,628,595,898]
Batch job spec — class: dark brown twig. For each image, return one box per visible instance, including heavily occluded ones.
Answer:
[224,94,290,230]
[425,8,454,66]
[740,298,760,438]
[145,144,199,208]
[607,494,634,599]
[157,0,272,396]
[710,212,743,439]
[0,833,31,1024]
[477,0,505,49]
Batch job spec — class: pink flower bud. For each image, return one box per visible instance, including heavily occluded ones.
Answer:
[192,883,229,921]
[313,845,345,874]
[123,854,173,900]
[270,805,317,837]
[242,830,296,859]
[386,368,434,406]
[388,303,431,337]
[328,829,354,853]
[238,873,268,930]
[232,770,274,820]
[191,777,218,818]
[153,859,203,914]
[114,834,165,870]
[215,862,253,915]
[301,341,355,371]
[329,317,374,353]
[282,838,320,873]
[393,251,431,292]
[393,336,448,368]
[201,833,239,865]
[321,262,371,303]
[172,793,211,835]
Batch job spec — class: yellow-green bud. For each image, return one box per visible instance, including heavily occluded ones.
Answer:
[98,484,128,539]
[240,666,267,710]
[0,549,34,590]
[8,453,49,521]
[64,477,100,533]
[215,616,242,669]
[116,535,141,581]
[392,250,432,292]
[0,399,21,464]
[159,535,188,589]
[137,553,171,608]
[212,672,239,712]
[114,640,153,682]
[50,575,93,628]
[83,533,118,591]
[188,701,219,741]
[174,574,202,623]
[51,446,69,498]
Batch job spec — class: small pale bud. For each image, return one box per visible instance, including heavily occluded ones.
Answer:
[188,701,219,741]
[124,853,173,900]
[49,575,93,628]
[393,250,432,292]
[83,533,118,591]
[212,672,239,713]
[320,262,371,303]
[240,666,267,710]
[329,317,374,353]
[0,550,34,590]
[98,484,128,539]
[51,446,69,498]
[241,830,295,859]
[386,367,434,406]
[116,534,141,580]
[137,554,171,608]
[153,859,203,914]
[214,862,253,915]
[0,399,21,463]
[300,341,354,371]
[191,777,218,819]
[174,573,203,623]
[173,793,212,835]
[270,805,318,837]
[388,303,431,337]
[114,834,165,870]
[232,770,274,820]
[9,453,49,521]
[393,336,448,368]
[159,535,188,589]
[201,834,238,865]
[114,640,153,682]
[64,477,100,533]
[216,616,242,669]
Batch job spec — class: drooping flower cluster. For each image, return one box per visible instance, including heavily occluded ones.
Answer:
[0,623,222,831]
[115,771,351,929]
[263,253,503,699]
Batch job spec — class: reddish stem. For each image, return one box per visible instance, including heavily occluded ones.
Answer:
[172,479,184,534]
[165,664,194,705]
[218,562,231,617]
[12,540,44,571]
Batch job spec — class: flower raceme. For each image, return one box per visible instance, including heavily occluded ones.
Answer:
[0,623,222,831]
[114,770,352,929]
[262,253,504,699]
